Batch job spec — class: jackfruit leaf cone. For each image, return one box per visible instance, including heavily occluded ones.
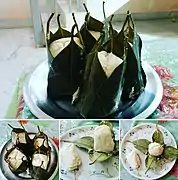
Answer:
[46,13,85,99]
[79,3,104,54]
[5,146,28,174]
[73,3,129,118]
[31,149,50,180]
[46,13,72,64]
[106,12,146,102]
[120,12,146,101]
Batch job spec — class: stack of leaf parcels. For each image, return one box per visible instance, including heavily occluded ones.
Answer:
[46,3,146,118]
[5,124,51,180]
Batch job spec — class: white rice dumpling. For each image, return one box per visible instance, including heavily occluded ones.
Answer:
[98,51,123,78]
[32,153,49,170]
[7,148,27,170]
[126,149,141,169]
[89,31,101,40]
[12,132,26,144]
[94,125,115,152]
[50,37,83,57]
[62,143,81,171]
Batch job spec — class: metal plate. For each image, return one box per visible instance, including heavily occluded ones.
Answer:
[0,135,59,180]
[23,61,163,119]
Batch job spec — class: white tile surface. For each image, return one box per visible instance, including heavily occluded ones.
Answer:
[0,28,46,118]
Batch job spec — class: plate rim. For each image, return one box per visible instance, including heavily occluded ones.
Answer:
[23,61,163,119]
[0,136,59,180]
[133,62,163,119]
[60,124,119,139]
[120,122,177,180]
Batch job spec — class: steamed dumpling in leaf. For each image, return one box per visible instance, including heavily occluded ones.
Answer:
[73,37,125,117]
[105,12,146,101]
[73,11,146,118]
[98,51,123,78]
[116,12,146,100]
[8,123,33,157]
[46,13,72,62]
[31,149,50,180]
[50,37,83,57]
[46,13,85,99]
[32,152,49,170]
[5,146,28,174]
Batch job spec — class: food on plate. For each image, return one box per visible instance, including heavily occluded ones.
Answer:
[62,121,119,169]
[4,123,54,180]
[73,7,146,118]
[63,143,82,171]
[126,149,141,169]
[148,142,164,156]
[45,3,146,118]
[94,124,115,152]
[31,148,50,180]
[5,146,28,174]
[128,125,178,173]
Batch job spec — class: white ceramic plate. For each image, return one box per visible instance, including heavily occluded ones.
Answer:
[121,123,177,180]
[60,125,119,180]
[23,61,163,119]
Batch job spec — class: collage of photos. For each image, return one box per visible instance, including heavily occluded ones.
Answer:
[1,120,178,180]
[1,1,178,180]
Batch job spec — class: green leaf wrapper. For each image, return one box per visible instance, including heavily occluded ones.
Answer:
[33,126,51,152]
[145,155,157,173]
[4,146,28,174]
[163,146,178,161]
[74,136,94,151]
[31,149,50,180]
[89,150,112,164]
[131,139,151,154]
[46,13,84,99]
[80,4,103,54]
[8,123,33,157]
[73,10,146,118]
[152,125,164,145]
